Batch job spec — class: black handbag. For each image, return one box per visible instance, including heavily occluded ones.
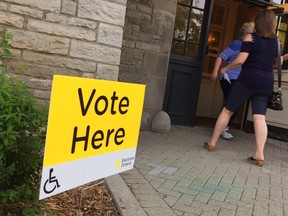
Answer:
[268,39,283,111]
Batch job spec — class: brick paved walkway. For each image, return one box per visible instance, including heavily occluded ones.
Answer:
[119,125,288,216]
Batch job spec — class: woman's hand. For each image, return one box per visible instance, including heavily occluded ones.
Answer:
[283,53,288,61]
[210,74,217,81]
[220,67,226,75]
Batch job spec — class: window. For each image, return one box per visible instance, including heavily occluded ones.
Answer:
[171,0,205,59]
[276,0,288,69]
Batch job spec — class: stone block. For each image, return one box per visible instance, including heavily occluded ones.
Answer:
[121,47,145,60]
[33,89,52,100]
[143,52,169,77]
[23,50,96,72]
[9,5,43,19]
[144,77,166,110]
[153,0,177,28]
[10,29,69,55]
[151,111,171,133]
[0,2,8,10]
[96,63,119,81]
[161,27,174,54]
[6,61,80,79]
[70,40,121,65]
[27,19,96,41]
[0,11,24,28]
[135,41,160,52]
[97,23,123,47]
[61,0,77,15]
[4,0,61,12]
[46,13,68,24]
[67,17,97,29]
[78,0,126,26]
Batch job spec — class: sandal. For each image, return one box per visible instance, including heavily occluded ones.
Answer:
[203,142,215,151]
[247,157,264,167]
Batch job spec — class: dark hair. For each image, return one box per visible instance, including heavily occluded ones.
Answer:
[254,9,276,38]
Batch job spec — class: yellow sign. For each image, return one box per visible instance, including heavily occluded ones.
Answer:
[39,75,145,199]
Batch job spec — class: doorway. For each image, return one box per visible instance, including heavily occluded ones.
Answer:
[163,0,212,126]
[196,0,259,129]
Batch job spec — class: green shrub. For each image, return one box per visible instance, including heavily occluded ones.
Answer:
[0,29,48,214]
[0,29,13,73]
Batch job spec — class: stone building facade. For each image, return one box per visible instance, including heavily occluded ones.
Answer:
[0,0,177,130]
[119,0,177,129]
[0,0,126,100]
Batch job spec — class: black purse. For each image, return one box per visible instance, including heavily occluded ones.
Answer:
[268,39,283,111]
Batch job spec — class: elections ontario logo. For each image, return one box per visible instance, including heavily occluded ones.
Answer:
[115,157,135,169]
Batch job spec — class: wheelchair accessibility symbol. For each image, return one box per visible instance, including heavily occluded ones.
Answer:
[44,168,61,194]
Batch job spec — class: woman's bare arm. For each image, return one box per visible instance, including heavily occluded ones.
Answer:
[220,34,252,74]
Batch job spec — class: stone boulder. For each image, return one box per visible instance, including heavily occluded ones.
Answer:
[151,111,171,133]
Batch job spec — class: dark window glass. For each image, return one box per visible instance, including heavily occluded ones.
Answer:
[179,0,191,6]
[185,43,198,58]
[171,0,205,60]
[173,5,189,40]
[275,0,288,68]
[171,41,185,56]
[188,9,203,43]
[192,0,205,9]
[278,14,288,69]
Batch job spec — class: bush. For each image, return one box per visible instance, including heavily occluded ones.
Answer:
[0,29,48,214]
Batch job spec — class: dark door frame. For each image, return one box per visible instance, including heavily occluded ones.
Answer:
[163,0,214,126]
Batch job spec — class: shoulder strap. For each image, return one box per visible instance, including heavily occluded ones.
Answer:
[277,39,282,89]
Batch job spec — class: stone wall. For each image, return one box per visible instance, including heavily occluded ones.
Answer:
[118,0,177,130]
[0,0,178,130]
[0,0,127,104]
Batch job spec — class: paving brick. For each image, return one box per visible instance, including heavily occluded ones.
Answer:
[241,188,256,199]
[194,191,212,203]
[183,212,200,216]
[124,177,149,184]
[218,208,236,216]
[147,166,167,176]
[220,174,235,185]
[174,209,184,216]
[115,126,288,216]
[132,187,158,195]
[232,174,247,186]
[143,206,176,216]
[173,203,202,215]
[176,178,193,188]
[269,203,284,216]
[175,194,195,206]
[206,174,222,185]
[209,200,238,211]
[158,173,182,181]
[190,201,220,213]
[160,179,178,190]
[173,166,192,177]
[226,189,243,201]
[189,185,214,194]
[210,190,227,202]
[256,188,269,199]
[246,174,259,185]
[163,167,178,175]
[173,186,198,196]
[157,187,182,198]
[162,194,180,206]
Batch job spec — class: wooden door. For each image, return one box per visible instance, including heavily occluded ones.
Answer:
[163,0,213,126]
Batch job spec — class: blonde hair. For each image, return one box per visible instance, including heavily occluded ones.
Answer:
[254,9,276,38]
[238,22,255,40]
